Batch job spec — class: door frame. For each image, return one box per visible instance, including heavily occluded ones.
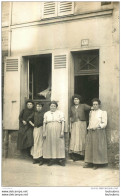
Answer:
[69,48,100,105]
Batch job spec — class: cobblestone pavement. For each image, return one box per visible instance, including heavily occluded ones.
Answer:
[2,158,119,187]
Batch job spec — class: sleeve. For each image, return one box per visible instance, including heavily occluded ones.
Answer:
[59,111,65,122]
[87,111,92,129]
[43,112,47,123]
[70,107,73,118]
[19,110,24,121]
[37,114,44,127]
[99,111,107,129]
[84,104,91,111]
[27,113,34,123]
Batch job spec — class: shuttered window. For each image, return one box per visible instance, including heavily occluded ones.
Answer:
[54,55,66,69]
[6,58,18,72]
[42,2,74,19]
[42,2,57,19]
[58,2,74,16]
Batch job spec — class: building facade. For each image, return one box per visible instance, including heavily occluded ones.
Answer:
[2,2,119,166]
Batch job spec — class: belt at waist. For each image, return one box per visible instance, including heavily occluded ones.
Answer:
[75,119,86,122]
[46,121,61,124]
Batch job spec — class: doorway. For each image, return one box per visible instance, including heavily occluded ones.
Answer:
[72,49,99,105]
[75,75,99,105]
[71,49,99,121]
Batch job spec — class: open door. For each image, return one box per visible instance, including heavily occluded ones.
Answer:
[73,49,99,105]
[3,57,21,130]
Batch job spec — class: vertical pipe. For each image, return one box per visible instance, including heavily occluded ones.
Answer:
[8,2,12,56]
[3,130,9,158]
[27,58,29,99]
[32,67,34,100]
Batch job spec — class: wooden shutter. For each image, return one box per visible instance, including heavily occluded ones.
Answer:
[42,2,57,19]
[54,55,66,69]
[52,53,68,132]
[58,2,74,16]
[3,57,21,130]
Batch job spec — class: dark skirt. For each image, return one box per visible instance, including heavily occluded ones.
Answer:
[85,129,108,164]
[17,124,34,150]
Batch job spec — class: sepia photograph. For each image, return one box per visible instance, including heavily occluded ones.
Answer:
[1,1,120,189]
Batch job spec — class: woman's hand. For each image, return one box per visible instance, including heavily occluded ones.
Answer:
[22,120,27,125]
[92,124,101,130]
[43,135,46,140]
[29,121,34,127]
[60,132,64,138]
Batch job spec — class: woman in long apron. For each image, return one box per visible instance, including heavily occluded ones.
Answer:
[69,94,91,161]
[43,101,65,166]
[84,98,108,169]
[28,102,44,165]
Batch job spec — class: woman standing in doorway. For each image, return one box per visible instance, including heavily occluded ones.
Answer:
[69,94,91,161]
[28,102,44,165]
[84,98,108,169]
[17,100,34,153]
[43,101,65,166]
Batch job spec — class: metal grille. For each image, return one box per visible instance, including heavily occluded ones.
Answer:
[54,55,66,69]
[43,2,56,16]
[74,50,99,76]
[6,59,18,72]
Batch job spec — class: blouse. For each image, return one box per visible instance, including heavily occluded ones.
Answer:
[70,104,91,122]
[87,109,107,130]
[44,110,65,123]
[28,111,44,128]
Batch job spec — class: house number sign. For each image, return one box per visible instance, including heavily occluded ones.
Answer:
[81,39,89,46]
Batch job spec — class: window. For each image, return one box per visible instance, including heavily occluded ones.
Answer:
[42,2,57,19]
[29,54,52,100]
[58,1,74,16]
[42,1,74,19]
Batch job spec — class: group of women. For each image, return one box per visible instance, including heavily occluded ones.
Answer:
[17,95,108,169]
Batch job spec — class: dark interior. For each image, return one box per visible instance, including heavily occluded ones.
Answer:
[29,54,52,100]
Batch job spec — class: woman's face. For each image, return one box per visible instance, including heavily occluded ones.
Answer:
[50,104,57,112]
[27,102,33,109]
[93,101,99,110]
[36,105,42,111]
[74,98,80,105]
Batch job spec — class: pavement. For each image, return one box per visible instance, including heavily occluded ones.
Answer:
[2,158,119,187]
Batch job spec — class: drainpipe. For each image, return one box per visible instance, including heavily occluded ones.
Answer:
[4,2,13,158]
[8,1,12,56]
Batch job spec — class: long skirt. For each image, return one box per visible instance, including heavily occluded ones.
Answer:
[31,127,43,159]
[85,129,108,164]
[17,124,34,150]
[69,121,87,155]
[43,122,65,159]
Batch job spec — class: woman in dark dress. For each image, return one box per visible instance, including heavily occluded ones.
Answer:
[17,100,34,152]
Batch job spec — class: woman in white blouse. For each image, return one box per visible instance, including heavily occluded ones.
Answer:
[43,101,65,166]
[84,98,108,169]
